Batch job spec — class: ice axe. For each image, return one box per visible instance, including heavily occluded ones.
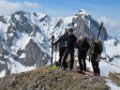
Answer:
[51,35,55,66]
[54,44,57,62]
[89,21,104,62]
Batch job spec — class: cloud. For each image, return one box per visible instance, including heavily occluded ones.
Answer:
[97,16,120,30]
[0,0,43,15]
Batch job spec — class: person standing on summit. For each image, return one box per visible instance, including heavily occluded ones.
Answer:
[90,39,103,76]
[75,36,90,74]
[53,30,68,66]
[62,28,77,70]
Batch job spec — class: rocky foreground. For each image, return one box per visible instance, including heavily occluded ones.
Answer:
[0,65,110,90]
[109,72,120,87]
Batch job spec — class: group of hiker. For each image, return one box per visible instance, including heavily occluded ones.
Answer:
[52,28,103,76]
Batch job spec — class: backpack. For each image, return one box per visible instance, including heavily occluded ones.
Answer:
[92,41,103,54]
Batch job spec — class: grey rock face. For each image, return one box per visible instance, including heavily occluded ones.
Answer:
[39,15,48,22]
[24,39,48,67]
[0,15,7,23]
[10,13,33,34]
[73,14,108,40]
[52,10,108,41]
[54,19,63,29]
[0,38,4,58]
[0,64,6,72]
[16,21,32,34]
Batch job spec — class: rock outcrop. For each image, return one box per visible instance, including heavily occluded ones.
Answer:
[0,65,110,90]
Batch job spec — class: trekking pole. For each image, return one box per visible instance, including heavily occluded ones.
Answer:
[51,35,55,66]
[89,48,91,63]
[54,45,57,62]
[97,22,103,40]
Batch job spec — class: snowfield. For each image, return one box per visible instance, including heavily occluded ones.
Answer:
[104,39,120,57]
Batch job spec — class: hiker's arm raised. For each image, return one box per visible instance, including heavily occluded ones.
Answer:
[53,36,62,45]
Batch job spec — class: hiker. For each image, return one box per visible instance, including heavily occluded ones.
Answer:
[52,30,68,66]
[75,36,90,73]
[62,28,77,70]
[90,39,103,76]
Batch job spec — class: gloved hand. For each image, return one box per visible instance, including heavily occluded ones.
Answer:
[64,45,68,48]
[52,43,55,45]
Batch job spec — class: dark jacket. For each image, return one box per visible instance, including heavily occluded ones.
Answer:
[76,39,90,54]
[54,35,68,48]
[91,41,103,55]
[66,34,77,49]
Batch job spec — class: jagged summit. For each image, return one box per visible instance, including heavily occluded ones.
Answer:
[77,9,89,16]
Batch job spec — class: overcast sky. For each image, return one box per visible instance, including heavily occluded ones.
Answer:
[0,0,120,31]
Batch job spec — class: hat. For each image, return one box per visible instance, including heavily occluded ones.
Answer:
[68,28,74,32]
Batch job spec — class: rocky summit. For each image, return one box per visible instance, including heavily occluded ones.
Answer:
[0,65,110,90]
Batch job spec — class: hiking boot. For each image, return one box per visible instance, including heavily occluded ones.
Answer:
[96,73,101,76]
[82,70,86,73]
[68,68,72,71]
[77,70,85,74]
[55,61,61,66]
[94,73,100,76]
[61,67,66,70]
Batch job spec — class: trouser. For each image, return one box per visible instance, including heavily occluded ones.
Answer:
[91,54,100,76]
[58,48,65,65]
[62,49,74,69]
[78,53,87,71]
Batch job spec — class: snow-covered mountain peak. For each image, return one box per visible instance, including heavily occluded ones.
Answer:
[0,10,51,77]
[50,9,108,40]
[78,9,89,16]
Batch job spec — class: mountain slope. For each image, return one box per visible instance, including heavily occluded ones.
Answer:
[0,11,50,76]
[0,65,110,90]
